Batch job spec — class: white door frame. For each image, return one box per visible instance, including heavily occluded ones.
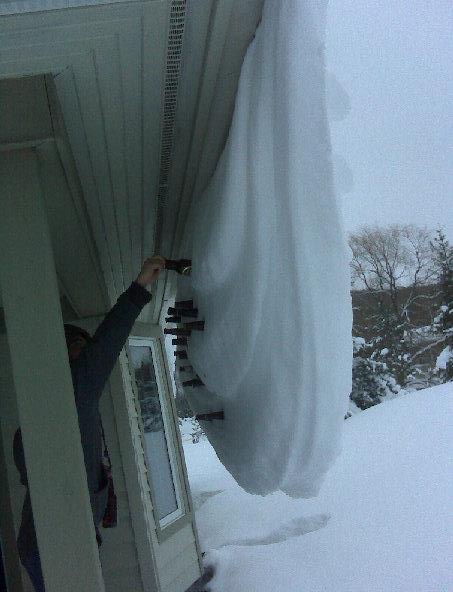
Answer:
[0,149,105,592]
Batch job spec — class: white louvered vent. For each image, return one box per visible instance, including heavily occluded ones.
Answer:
[154,0,186,251]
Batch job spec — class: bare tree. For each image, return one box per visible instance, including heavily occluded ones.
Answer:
[349,224,438,385]
[350,224,437,319]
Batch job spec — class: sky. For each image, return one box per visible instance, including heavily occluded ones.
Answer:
[325,0,453,241]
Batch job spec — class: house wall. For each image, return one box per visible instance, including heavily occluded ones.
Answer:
[0,336,147,592]
[0,287,201,592]
[74,319,202,592]
[0,318,201,592]
[91,373,143,592]
[0,0,267,587]
[0,149,106,592]
[104,335,202,592]
[0,334,31,592]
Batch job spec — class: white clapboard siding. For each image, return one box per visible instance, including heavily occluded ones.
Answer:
[154,523,196,569]
[157,540,199,590]
[0,336,31,591]
[102,541,141,574]
[0,2,168,310]
[108,355,160,592]
[99,380,144,592]
[0,0,135,16]
[102,566,149,592]
[149,340,203,591]
[161,562,201,592]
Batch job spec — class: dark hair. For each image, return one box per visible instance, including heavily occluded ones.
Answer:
[64,324,92,346]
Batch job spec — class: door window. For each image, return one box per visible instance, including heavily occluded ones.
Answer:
[128,338,184,527]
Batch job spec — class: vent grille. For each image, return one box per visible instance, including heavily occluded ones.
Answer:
[154,0,187,252]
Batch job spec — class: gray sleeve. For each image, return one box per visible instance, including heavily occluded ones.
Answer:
[73,282,151,402]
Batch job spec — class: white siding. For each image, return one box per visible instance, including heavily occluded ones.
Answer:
[99,388,144,592]
[0,150,105,592]
[161,562,201,592]
[0,335,32,591]
[0,0,139,16]
[155,525,200,592]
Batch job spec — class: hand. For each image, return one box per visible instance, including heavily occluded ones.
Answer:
[136,256,165,287]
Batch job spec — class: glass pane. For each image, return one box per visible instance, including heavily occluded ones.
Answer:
[129,344,178,521]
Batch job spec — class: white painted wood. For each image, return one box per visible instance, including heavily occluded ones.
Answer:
[0,335,31,592]
[0,77,52,144]
[52,65,119,304]
[0,149,105,592]
[45,74,109,314]
[161,561,201,592]
[72,49,126,295]
[117,24,144,285]
[108,356,159,592]
[154,524,195,568]
[0,5,163,308]
[61,316,144,590]
[142,1,169,325]
[128,336,186,533]
[36,140,107,317]
[0,0,143,16]
[103,567,151,592]
[98,390,143,592]
[0,360,25,591]
[126,330,203,589]
[141,1,169,259]
[159,548,199,590]
[94,40,134,287]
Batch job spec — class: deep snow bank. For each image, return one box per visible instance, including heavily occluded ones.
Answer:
[175,0,352,497]
[183,384,453,592]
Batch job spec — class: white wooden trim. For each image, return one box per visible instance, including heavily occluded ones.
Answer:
[108,355,159,592]
[0,149,105,592]
[0,424,24,591]
[128,336,185,531]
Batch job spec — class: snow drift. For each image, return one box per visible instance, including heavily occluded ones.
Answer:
[184,384,453,592]
[175,0,352,497]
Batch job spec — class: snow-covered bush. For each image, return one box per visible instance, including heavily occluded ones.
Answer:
[178,417,205,444]
[436,345,453,382]
[430,229,453,382]
[351,337,400,410]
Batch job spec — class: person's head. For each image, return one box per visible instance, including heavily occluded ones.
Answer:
[64,324,92,361]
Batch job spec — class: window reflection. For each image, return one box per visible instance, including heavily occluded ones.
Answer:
[129,344,178,522]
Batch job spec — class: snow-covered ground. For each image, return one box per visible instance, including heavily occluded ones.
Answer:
[182,384,453,592]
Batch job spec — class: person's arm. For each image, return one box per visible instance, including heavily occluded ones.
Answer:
[73,257,164,399]
[13,428,28,487]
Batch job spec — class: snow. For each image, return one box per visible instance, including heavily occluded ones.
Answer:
[176,0,352,497]
[436,345,453,370]
[182,384,453,592]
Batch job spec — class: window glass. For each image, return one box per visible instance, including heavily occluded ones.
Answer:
[129,343,178,521]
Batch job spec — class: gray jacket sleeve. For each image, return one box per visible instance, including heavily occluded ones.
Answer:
[72,281,151,403]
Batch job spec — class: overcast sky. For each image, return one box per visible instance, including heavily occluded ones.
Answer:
[325,0,453,241]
